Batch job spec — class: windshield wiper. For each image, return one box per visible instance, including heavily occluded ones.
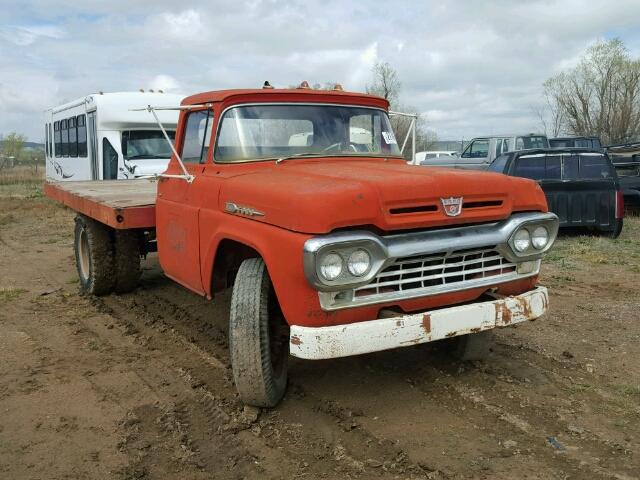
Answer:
[275,152,324,164]
[126,154,168,160]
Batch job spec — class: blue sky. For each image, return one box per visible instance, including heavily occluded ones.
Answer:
[1,0,639,142]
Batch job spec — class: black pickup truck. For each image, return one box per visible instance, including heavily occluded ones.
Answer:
[489,148,624,237]
[605,142,640,208]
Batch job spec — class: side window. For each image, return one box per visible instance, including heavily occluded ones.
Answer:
[461,139,489,158]
[495,139,503,156]
[489,154,509,173]
[54,121,61,157]
[515,137,524,150]
[61,119,69,156]
[592,138,601,149]
[45,124,49,156]
[181,110,213,163]
[503,138,511,152]
[68,117,78,157]
[49,123,53,157]
[77,115,87,157]
[103,138,119,180]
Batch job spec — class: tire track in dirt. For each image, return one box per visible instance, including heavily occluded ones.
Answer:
[95,273,440,479]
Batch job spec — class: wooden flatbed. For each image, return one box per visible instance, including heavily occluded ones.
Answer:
[44,179,158,229]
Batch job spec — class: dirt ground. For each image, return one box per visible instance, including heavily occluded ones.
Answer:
[1,181,639,480]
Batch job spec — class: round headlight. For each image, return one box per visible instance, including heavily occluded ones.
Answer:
[513,229,531,252]
[319,252,343,280]
[531,226,549,250]
[347,249,371,276]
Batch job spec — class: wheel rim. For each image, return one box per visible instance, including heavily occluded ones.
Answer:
[78,228,90,281]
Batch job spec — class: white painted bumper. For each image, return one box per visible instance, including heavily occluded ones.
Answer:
[289,287,548,360]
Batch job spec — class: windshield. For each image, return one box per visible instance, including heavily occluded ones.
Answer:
[122,130,176,160]
[516,136,549,149]
[214,104,401,163]
[513,153,615,181]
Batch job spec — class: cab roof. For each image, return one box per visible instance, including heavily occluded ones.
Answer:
[182,88,390,109]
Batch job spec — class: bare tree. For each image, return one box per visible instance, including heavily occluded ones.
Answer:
[367,62,437,159]
[366,61,402,105]
[543,39,640,144]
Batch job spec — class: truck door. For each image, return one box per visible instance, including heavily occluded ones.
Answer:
[459,138,490,169]
[156,108,213,295]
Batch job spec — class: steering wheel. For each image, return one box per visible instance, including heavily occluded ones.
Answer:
[321,142,359,153]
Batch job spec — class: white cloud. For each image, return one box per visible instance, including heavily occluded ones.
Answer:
[1,0,640,141]
[149,74,182,93]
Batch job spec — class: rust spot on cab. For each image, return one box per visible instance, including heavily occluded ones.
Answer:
[422,314,431,333]
[291,335,303,346]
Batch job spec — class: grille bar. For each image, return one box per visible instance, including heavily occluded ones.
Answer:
[354,247,517,299]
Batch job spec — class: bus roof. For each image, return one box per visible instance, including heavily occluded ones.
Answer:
[47,91,184,130]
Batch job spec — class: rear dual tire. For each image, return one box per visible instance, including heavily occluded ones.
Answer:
[73,215,141,295]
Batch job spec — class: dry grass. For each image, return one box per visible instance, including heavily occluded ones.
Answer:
[0,166,45,198]
[546,216,640,273]
[0,165,45,185]
[0,287,28,303]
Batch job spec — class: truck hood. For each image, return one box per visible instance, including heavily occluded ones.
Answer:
[218,158,547,234]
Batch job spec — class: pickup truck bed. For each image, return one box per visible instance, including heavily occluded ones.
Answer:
[44,179,157,229]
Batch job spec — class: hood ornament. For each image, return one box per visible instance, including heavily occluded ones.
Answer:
[441,197,463,217]
[225,201,265,217]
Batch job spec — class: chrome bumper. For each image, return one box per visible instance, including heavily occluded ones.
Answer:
[289,287,548,360]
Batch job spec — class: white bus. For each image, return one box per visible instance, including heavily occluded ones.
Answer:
[44,91,183,181]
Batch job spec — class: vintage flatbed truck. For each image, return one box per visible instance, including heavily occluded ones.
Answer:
[44,85,559,407]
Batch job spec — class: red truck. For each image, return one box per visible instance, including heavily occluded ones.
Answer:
[45,85,559,407]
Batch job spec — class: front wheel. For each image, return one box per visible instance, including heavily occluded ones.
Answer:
[229,258,289,407]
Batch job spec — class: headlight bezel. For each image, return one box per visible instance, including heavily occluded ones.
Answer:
[507,219,558,258]
[305,236,387,291]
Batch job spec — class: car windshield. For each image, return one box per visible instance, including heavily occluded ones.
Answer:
[516,136,549,149]
[122,130,176,160]
[214,104,402,163]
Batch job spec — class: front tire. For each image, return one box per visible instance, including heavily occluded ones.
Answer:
[229,258,289,407]
[74,215,115,295]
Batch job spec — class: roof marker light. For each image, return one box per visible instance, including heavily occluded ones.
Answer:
[298,81,311,89]
[333,83,344,91]
[263,81,274,89]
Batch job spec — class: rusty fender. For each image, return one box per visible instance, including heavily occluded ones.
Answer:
[289,287,548,360]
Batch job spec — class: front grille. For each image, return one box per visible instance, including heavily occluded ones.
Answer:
[354,246,517,299]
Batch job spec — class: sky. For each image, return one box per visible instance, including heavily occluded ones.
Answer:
[1,0,640,142]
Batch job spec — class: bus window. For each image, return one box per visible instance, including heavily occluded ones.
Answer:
[69,117,78,157]
[49,123,53,157]
[45,124,49,156]
[61,119,69,156]
[54,121,61,157]
[77,115,87,157]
